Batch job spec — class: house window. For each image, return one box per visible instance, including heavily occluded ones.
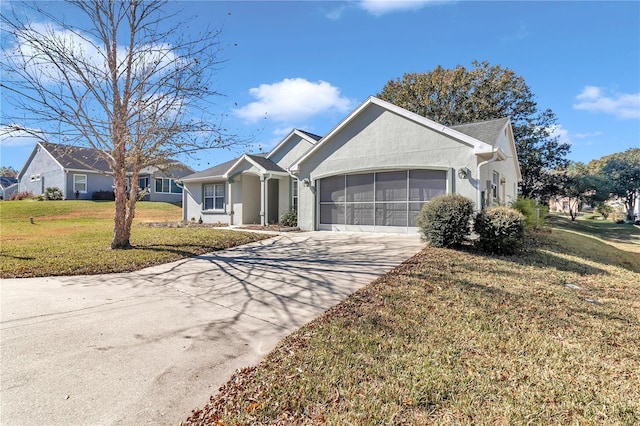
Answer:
[30,174,41,182]
[73,174,87,193]
[139,177,149,190]
[204,183,225,210]
[154,178,182,194]
[492,171,499,203]
[292,178,299,211]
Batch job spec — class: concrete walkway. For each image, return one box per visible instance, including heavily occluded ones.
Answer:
[1,231,423,425]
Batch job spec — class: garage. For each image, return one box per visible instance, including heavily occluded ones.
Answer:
[318,169,447,232]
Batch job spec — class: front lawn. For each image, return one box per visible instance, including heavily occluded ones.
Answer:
[184,219,640,424]
[0,200,272,278]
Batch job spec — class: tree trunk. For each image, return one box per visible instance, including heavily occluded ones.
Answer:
[111,166,132,249]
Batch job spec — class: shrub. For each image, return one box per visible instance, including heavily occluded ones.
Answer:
[44,187,63,200]
[280,210,298,227]
[8,191,34,201]
[92,190,115,201]
[474,206,526,255]
[595,203,613,220]
[417,194,475,247]
[511,197,548,230]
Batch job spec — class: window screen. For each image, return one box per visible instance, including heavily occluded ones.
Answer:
[409,170,446,201]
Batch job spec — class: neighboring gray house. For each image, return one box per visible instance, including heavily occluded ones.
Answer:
[17,141,193,204]
[0,176,18,200]
[181,96,521,234]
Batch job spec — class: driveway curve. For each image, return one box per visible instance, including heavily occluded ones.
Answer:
[1,231,423,425]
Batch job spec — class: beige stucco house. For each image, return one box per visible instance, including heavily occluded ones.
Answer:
[180,96,521,233]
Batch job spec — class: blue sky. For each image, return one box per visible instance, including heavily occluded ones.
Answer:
[1,0,639,172]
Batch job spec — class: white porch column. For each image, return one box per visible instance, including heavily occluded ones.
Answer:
[260,175,266,226]
[228,179,234,225]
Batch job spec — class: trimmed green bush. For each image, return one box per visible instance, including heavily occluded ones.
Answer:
[417,194,475,247]
[92,190,115,201]
[280,210,298,227]
[44,187,63,200]
[511,197,548,230]
[474,206,526,255]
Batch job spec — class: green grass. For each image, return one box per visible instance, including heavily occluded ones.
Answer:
[547,214,640,254]
[0,200,272,278]
[184,217,640,425]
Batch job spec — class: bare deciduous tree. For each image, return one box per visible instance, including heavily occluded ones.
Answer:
[1,0,238,248]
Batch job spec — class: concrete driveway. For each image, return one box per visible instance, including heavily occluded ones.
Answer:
[0,231,423,425]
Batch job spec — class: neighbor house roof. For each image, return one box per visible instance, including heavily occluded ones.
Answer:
[0,176,18,189]
[40,142,113,173]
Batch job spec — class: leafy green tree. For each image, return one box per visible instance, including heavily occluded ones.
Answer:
[596,148,640,221]
[0,166,18,177]
[558,162,606,221]
[378,61,570,202]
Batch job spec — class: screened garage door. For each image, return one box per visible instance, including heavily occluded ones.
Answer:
[318,170,447,232]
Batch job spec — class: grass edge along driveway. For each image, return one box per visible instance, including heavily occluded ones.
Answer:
[183,218,640,425]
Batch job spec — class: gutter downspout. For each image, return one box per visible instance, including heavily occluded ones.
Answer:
[476,150,499,210]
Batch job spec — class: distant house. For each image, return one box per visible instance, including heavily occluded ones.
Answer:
[17,142,192,204]
[0,176,18,200]
[180,96,521,233]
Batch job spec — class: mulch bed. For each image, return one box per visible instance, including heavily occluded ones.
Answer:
[139,221,229,228]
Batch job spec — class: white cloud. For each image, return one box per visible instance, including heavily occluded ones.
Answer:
[325,4,348,20]
[235,78,353,123]
[358,0,451,16]
[546,124,571,145]
[5,22,177,85]
[0,126,43,147]
[574,131,603,139]
[573,86,640,119]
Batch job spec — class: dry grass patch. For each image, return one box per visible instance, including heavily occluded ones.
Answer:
[184,227,640,425]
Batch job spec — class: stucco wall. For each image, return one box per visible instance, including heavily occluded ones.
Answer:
[278,177,291,218]
[18,147,65,197]
[242,174,261,224]
[268,135,315,170]
[296,105,480,231]
[66,172,113,200]
[183,181,231,224]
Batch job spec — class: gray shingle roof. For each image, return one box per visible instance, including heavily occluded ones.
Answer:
[450,117,509,145]
[41,142,112,173]
[0,176,18,189]
[297,129,323,141]
[246,154,286,173]
[179,157,239,181]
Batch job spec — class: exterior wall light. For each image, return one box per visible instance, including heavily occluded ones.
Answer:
[457,168,469,179]
[302,178,311,187]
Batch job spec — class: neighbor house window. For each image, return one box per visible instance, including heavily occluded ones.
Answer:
[155,178,182,194]
[73,174,87,193]
[204,183,225,210]
[138,176,149,190]
[492,171,499,202]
